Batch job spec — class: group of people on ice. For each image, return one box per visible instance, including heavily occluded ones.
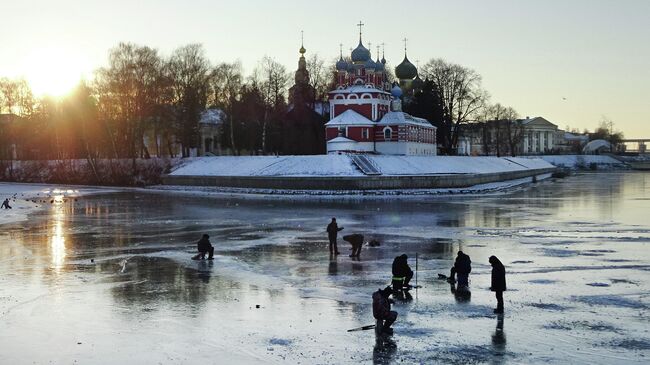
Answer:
[371,251,507,335]
[189,217,507,338]
[326,217,507,336]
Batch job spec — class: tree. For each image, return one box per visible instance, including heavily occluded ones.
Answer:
[210,61,243,154]
[251,57,290,154]
[167,44,212,157]
[591,117,624,149]
[306,54,331,103]
[420,59,487,154]
[95,43,166,161]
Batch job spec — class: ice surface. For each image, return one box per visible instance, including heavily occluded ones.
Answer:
[1,172,649,364]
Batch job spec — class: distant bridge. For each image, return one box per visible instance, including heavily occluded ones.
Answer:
[621,139,650,153]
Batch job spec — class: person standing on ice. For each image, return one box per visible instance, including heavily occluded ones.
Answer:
[447,251,472,287]
[326,217,344,255]
[391,254,413,291]
[192,234,214,260]
[372,286,397,335]
[489,256,507,313]
[1,198,11,209]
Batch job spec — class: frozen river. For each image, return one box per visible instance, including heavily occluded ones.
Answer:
[1,172,649,364]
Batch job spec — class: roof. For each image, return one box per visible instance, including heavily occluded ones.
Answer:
[325,109,374,127]
[583,139,612,154]
[521,116,558,129]
[377,112,435,128]
[329,85,390,95]
[199,109,225,125]
[328,136,356,143]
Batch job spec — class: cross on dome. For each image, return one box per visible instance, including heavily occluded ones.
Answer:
[403,37,408,55]
[357,21,364,40]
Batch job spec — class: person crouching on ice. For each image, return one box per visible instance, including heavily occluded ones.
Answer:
[342,233,363,258]
[373,286,397,335]
[392,254,413,291]
[192,234,214,260]
[448,251,472,287]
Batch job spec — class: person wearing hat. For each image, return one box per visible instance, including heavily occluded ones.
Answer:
[372,286,397,335]
[447,251,472,287]
[391,254,413,291]
[326,217,344,255]
[489,255,507,313]
[192,234,214,260]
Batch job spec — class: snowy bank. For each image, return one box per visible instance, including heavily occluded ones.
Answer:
[522,155,625,169]
[162,155,555,193]
[169,155,553,177]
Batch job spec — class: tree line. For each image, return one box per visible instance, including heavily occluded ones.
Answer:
[0,43,335,169]
[2,41,608,170]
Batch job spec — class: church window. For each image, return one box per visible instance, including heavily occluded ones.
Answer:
[384,127,392,140]
[362,128,369,139]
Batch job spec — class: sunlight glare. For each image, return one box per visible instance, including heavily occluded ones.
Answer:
[24,45,90,98]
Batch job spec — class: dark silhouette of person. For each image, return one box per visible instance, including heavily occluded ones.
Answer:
[1,198,11,209]
[372,286,397,335]
[326,217,344,255]
[343,233,363,258]
[192,234,214,260]
[492,313,506,356]
[391,254,413,291]
[489,255,507,313]
[448,251,472,287]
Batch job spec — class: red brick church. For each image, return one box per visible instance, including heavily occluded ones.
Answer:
[325,23,437,155]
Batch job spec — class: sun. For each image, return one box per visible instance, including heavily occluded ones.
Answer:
[23,45,91,98]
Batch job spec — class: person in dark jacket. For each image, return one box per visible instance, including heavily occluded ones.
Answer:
[342,233,363,258]
[489,255,507,313]
[372,286,397,335]
[192,234,214,260]
[326,218,344,255]
[448,251,472,287]
[1,198,11,209]
[391,254,413,291]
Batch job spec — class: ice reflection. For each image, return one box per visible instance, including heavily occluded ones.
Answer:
[49,203,66,270]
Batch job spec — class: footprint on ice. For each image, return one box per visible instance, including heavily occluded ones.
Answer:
[528,279,557,284]
[586,282,611,287]
[528,303,568,311]
[269,338,293,346]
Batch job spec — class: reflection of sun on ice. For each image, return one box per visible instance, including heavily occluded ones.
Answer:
[50,204,67,270]
[24,45,90,97]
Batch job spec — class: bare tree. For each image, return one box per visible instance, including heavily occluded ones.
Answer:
[167,44,212,157]
[420,59,487,154]
[306,54,330,102]
[211,61,243,154]
[95,42,165,162]
[251,57,290,153]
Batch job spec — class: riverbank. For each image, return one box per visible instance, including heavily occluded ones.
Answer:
[162,155,556,193]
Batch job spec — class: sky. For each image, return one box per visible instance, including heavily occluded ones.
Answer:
[2,0,649,137]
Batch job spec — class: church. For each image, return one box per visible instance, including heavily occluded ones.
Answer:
[325,24,437,156]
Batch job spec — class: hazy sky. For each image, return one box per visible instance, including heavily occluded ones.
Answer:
[2,0,649,136]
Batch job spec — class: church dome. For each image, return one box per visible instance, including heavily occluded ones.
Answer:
[364,58,377,70]
[374,57,384,71]
[395,55,418,80]
[336,57,348,71]
[351,41,371,63]
[412,74,424,89]
[391,84,403,98]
